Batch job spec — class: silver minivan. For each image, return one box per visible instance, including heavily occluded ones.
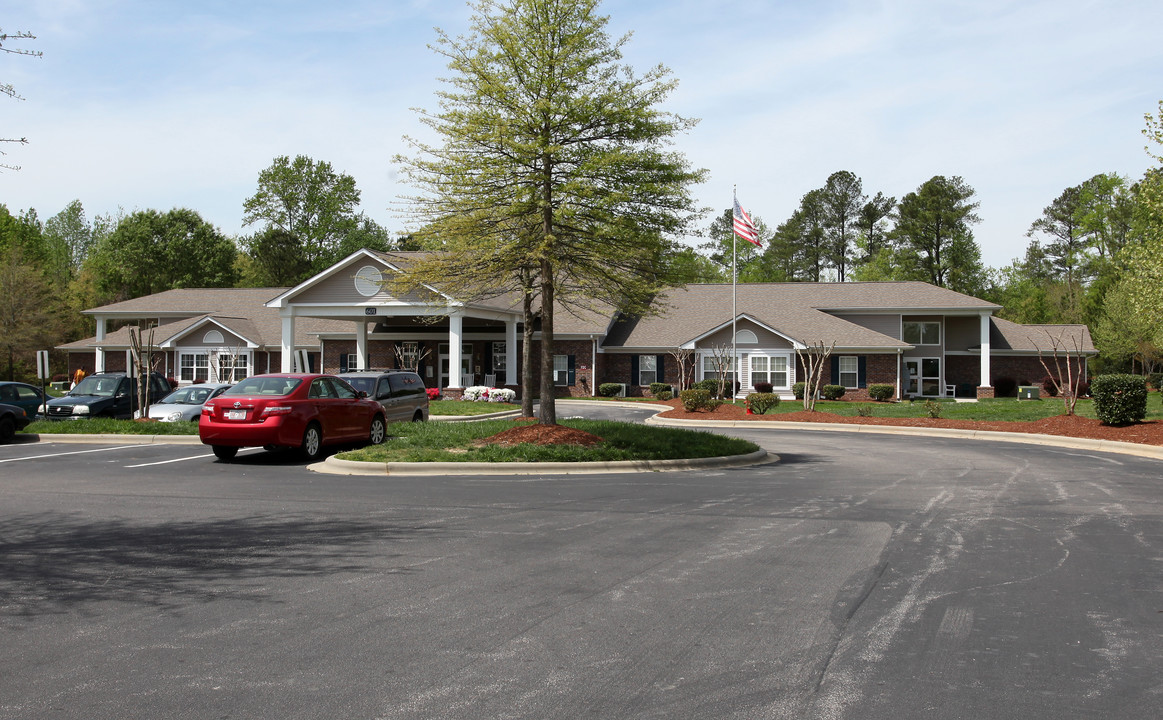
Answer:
[337,371,429,423]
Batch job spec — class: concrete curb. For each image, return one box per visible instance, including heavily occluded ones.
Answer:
[23,433,204,445]
[646,414,1163,461]
[314,448,771,476]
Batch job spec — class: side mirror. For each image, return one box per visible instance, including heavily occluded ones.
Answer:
[356,390,368,398]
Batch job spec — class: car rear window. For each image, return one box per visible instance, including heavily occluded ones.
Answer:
[223,377,302,397]
[342,377,376,396]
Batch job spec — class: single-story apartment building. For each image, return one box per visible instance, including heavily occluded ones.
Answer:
[60,249,1095,400]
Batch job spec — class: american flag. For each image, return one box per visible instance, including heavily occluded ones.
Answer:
[733,197,761,247]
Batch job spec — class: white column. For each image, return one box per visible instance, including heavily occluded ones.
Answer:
[281,315,296,372]
[505,319,518,386]
[94,316,107,373]
[448,312,463,389]
[355,321,368,371]
[979,312,991,388]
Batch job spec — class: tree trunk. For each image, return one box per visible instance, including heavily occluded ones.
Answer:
[538,257,557,426]
[520,268,536,419]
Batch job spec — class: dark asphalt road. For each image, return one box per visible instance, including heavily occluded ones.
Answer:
[1,409,1160,719]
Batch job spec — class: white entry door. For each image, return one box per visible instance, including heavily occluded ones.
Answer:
[438,343,473,388]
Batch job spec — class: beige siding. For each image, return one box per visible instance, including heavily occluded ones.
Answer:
[292,266,397,304]
[174,326,247,348]
[831,313,900,339]
[699,320,794,349]
[944,316,980,352]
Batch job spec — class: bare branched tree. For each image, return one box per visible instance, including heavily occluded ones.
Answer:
[667,348,694,393]
[1037,328,1089,416]
[795,341,835,411]
[707,343,735,399]
[1,29,42,171]
[393,341,432,374]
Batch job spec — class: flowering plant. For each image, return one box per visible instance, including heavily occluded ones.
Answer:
[426,387,441,401]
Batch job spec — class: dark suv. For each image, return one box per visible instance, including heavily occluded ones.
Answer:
[336,371,429,423]
[46,372,173,420]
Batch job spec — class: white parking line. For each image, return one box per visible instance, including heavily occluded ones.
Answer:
[125,447,264,467]
[0,445,142,463]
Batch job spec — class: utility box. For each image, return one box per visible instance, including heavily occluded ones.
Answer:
[1018,385,1040,400]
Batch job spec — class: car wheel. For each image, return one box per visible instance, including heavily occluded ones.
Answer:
[369,415,386,445]
[412,410,425,422]
[0,416,15,444]
[301,422,324,461]
[212,445,238,461]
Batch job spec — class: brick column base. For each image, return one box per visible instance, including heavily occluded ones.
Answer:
[442,387,464,400]
[976,386,995,399]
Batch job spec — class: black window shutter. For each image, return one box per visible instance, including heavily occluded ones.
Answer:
[631,355,640,385]
[830,356,839,385]
[484,342,493,373]
[339,353,349,374]
[567,355,576,386]
[858,356,867,388]
[657,354,666,384]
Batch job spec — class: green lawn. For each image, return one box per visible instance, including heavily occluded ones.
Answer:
[24,418,199,435]
[741,395,1163,422]
[338,419,758,463]
[430,399,521,416]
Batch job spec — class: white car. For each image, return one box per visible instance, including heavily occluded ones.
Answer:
[148,383,233,422]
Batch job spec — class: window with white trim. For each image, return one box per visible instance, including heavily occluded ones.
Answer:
[492,341,506,384]
[180,352,209,382]
[399,341,419,370]
[701,355,735,384]
[214,352,250,382]
[838,356,858,389]
[553,355,570,386]
[750,355,789,388]
[903,321,941,345]
[639,355,657,386]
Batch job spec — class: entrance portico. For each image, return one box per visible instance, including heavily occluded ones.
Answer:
[266,250,521,394]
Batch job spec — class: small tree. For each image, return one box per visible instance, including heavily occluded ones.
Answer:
[128,323,159,417]
[668,348,694,392]
[795,341,835,411]
[1037,327,1089,416]
[705,344,735,399]
[393,341,432,374]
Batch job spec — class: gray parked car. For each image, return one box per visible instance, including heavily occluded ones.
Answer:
[337,371,429,423]
[147,382,233,422]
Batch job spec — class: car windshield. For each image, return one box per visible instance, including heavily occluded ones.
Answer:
[343,377,375,395]
[223,377,302,397]
[160,386,216,405]
[71,376,121,397]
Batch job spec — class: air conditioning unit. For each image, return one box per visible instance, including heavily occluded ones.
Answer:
[615,383,627,397]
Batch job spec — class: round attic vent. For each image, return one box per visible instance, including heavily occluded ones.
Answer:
[735,329,758,344]
[354,266,383,297]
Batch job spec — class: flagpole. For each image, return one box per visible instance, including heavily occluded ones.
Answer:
[732,186,737,401]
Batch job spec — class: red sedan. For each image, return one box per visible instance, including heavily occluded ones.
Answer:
[199,374,386,461]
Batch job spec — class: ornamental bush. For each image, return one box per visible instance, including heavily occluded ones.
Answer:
[752,381,774,394]
[598,383,623,397]
[649,382,672,397]
[746,392,779,415]
[1090,374,1148,425]
[426,387,441,401]
[1147,372,1163,391]
[821,384,846,400]
[655,390,672,401]
[461,385,489,401]
[792,382,806,400]
[868,384,894,401]
[693,379,722,397]
[680,388,721,412]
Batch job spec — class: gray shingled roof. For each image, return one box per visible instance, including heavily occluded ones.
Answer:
[988,317,1096,354]
[604,282,1000,349]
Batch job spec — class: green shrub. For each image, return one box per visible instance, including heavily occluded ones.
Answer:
[867,384,894,401]
[1091,374,1148,425]
[655,390,672,401]
[746,392,779,415]
[693,379,722,397]
[923,399,942,419]
[753,381,774,394]
[598,383,623,397]
[821,384,846,400]
[856,404,874,417]
[680,388,722,412]
[1147,372,1163,391]
[649,382,672,397]
[792,382,806,400]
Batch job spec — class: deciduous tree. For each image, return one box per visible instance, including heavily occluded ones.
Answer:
[396,0,705,426]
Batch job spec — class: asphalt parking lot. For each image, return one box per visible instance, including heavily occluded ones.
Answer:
[1,415,1160,719]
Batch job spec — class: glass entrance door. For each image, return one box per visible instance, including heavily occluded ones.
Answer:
[905,358,941,397]
[438,343,473,388]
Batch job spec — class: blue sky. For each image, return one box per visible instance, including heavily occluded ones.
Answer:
[3,0,1161,271]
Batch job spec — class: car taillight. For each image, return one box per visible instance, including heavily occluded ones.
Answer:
[201,405,212,415]
[260,405,292,418]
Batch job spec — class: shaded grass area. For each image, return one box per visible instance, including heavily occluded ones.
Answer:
[741,397,1163,422]
[338,419,759,463]
[429,400,520,416]
[24,418,199,435]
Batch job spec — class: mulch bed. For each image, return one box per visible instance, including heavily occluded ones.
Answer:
[654,399,1163,446]
[481,423,603,447]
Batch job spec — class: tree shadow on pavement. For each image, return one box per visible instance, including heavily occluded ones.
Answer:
[0,512,445,617]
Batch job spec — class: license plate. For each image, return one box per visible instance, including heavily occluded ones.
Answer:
[226,410,247,420]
